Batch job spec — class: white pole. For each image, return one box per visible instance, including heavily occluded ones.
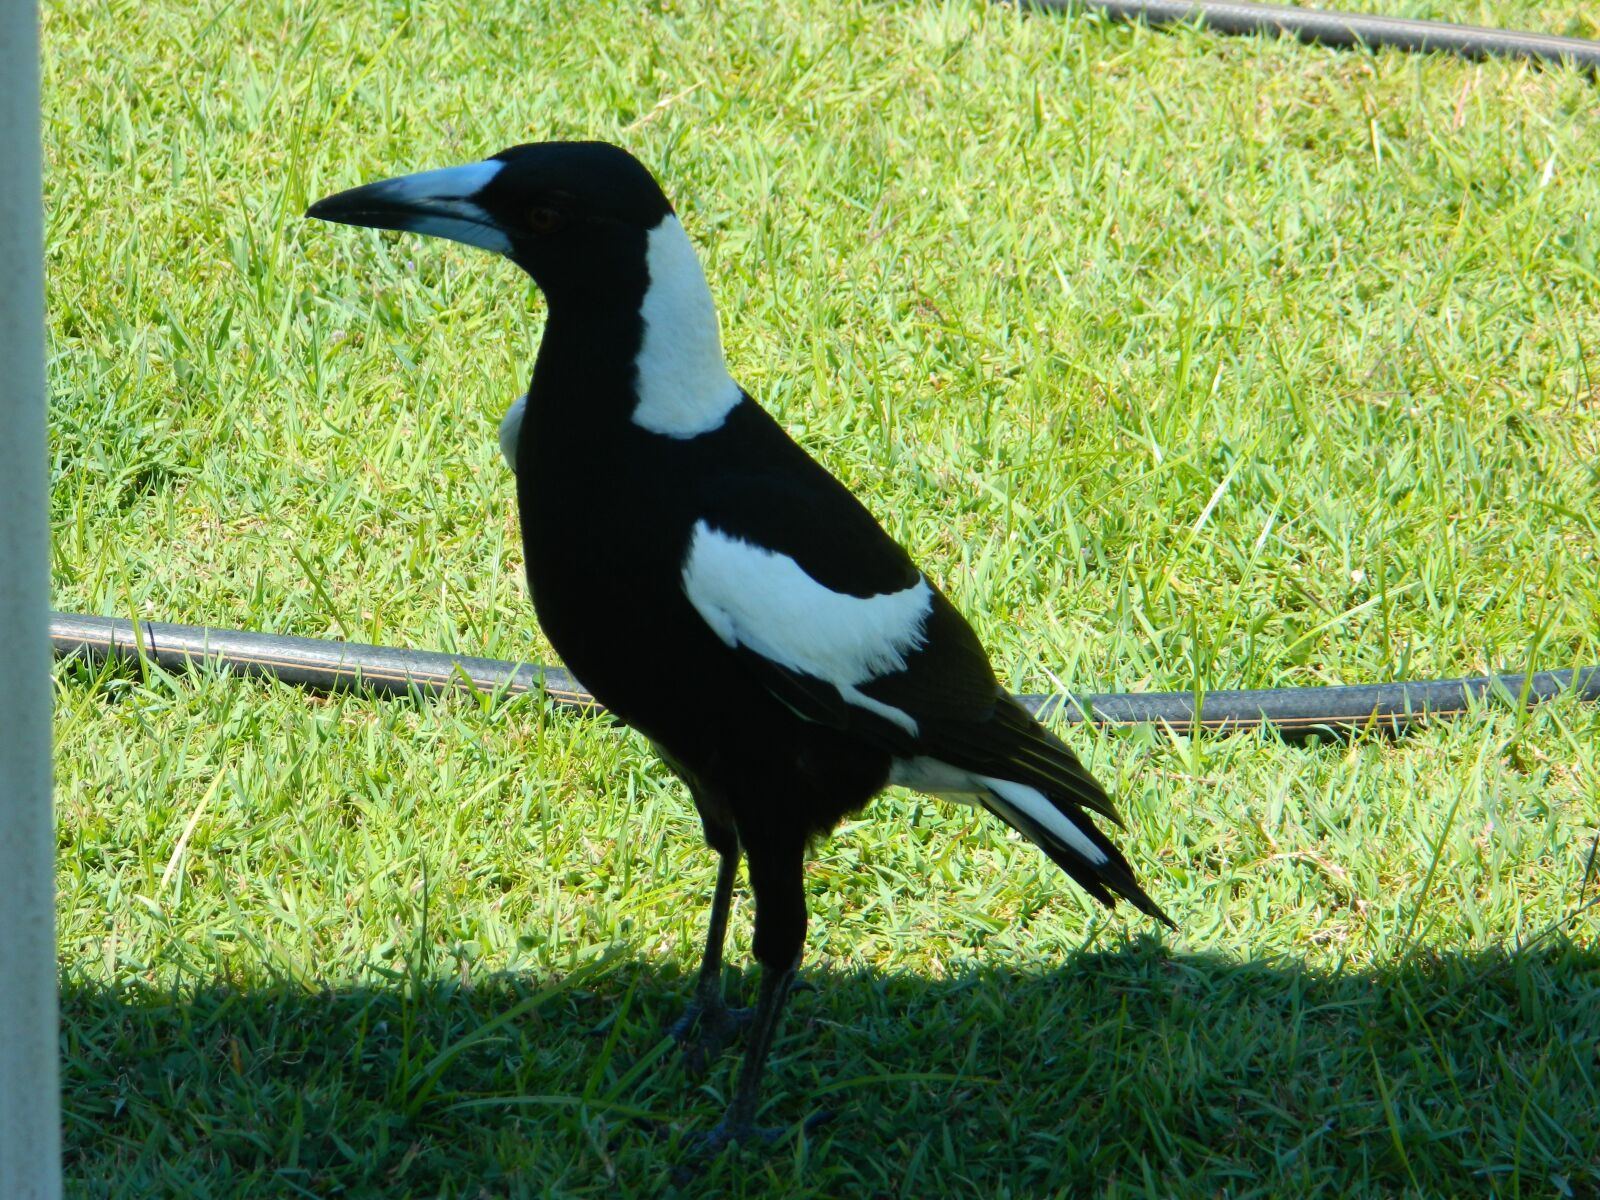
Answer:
[0,0,61,1196]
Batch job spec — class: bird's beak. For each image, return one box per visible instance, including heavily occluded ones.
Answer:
[305,160,511,255]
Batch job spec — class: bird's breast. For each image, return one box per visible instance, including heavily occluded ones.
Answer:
[511,434,714,723]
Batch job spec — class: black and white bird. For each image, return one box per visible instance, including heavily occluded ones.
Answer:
[307,141,1169,1149]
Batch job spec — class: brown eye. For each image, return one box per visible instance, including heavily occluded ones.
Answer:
[527,206,565,234]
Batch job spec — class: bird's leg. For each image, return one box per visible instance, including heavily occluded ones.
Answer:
[690,846,738,1005]
[695,956,798,1152]
[694,836,808,1153]
[668,845,752,1070]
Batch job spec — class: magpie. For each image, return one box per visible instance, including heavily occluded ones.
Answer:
[307,141,1170,1150]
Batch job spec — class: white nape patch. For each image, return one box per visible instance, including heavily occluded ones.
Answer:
[682,522,932,734]
[888,757,1109,866]
[499,391,526,471]
[377,160,510,255]
[631,217,742,438]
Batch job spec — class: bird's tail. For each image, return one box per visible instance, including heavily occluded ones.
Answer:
[976,776,1174,928]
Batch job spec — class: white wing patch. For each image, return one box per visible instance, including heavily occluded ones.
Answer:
[889,756,1109,866]
[632,217,742,438]
[682,522,932,734]
[499,391,526,471]
[888,755,984,794]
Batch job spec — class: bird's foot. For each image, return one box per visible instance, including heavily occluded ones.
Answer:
[667,1119,780,1182]
[667,998,754,1075]
[691,1117,784,1156]
[688,1108,834,1159]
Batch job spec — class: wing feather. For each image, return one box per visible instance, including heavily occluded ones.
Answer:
[685,447,1122,825]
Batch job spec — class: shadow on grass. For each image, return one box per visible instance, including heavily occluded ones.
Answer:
[61,937,1600,1199]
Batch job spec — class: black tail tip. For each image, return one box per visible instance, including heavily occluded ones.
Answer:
[1129,894,1177,930]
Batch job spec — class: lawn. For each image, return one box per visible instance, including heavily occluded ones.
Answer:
[44,0,1600,1195]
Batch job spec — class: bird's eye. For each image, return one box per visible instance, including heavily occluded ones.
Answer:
[527,206,566,235]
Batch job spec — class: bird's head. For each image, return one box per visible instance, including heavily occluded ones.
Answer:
[305,140,674,303]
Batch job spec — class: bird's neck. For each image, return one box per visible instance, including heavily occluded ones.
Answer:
[533,216,741,438]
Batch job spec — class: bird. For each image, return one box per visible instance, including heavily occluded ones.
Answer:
[306,141,1170,1151]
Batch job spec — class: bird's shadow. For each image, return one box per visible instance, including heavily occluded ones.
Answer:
[61,935,1600,1197]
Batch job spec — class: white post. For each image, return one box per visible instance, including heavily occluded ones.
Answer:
[0,0,61,1197]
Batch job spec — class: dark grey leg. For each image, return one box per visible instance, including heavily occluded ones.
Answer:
[668,846,753,1069]
[694,833,809,1152]
[693,849,738,1003]
[697,957,798,1150]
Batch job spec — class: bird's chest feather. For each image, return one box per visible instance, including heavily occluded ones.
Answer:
[511,402,716,706]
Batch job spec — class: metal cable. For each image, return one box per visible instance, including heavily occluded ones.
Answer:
[1029,0,1600,71]
[51,612,1600,743]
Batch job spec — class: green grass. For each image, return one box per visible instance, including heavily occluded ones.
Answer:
[45,0,1600,1195]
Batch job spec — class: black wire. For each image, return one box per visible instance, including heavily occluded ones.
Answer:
[50,612,1600,744]
[1027,0,1600,71]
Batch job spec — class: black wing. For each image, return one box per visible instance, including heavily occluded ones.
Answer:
[685,405,1121,827]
